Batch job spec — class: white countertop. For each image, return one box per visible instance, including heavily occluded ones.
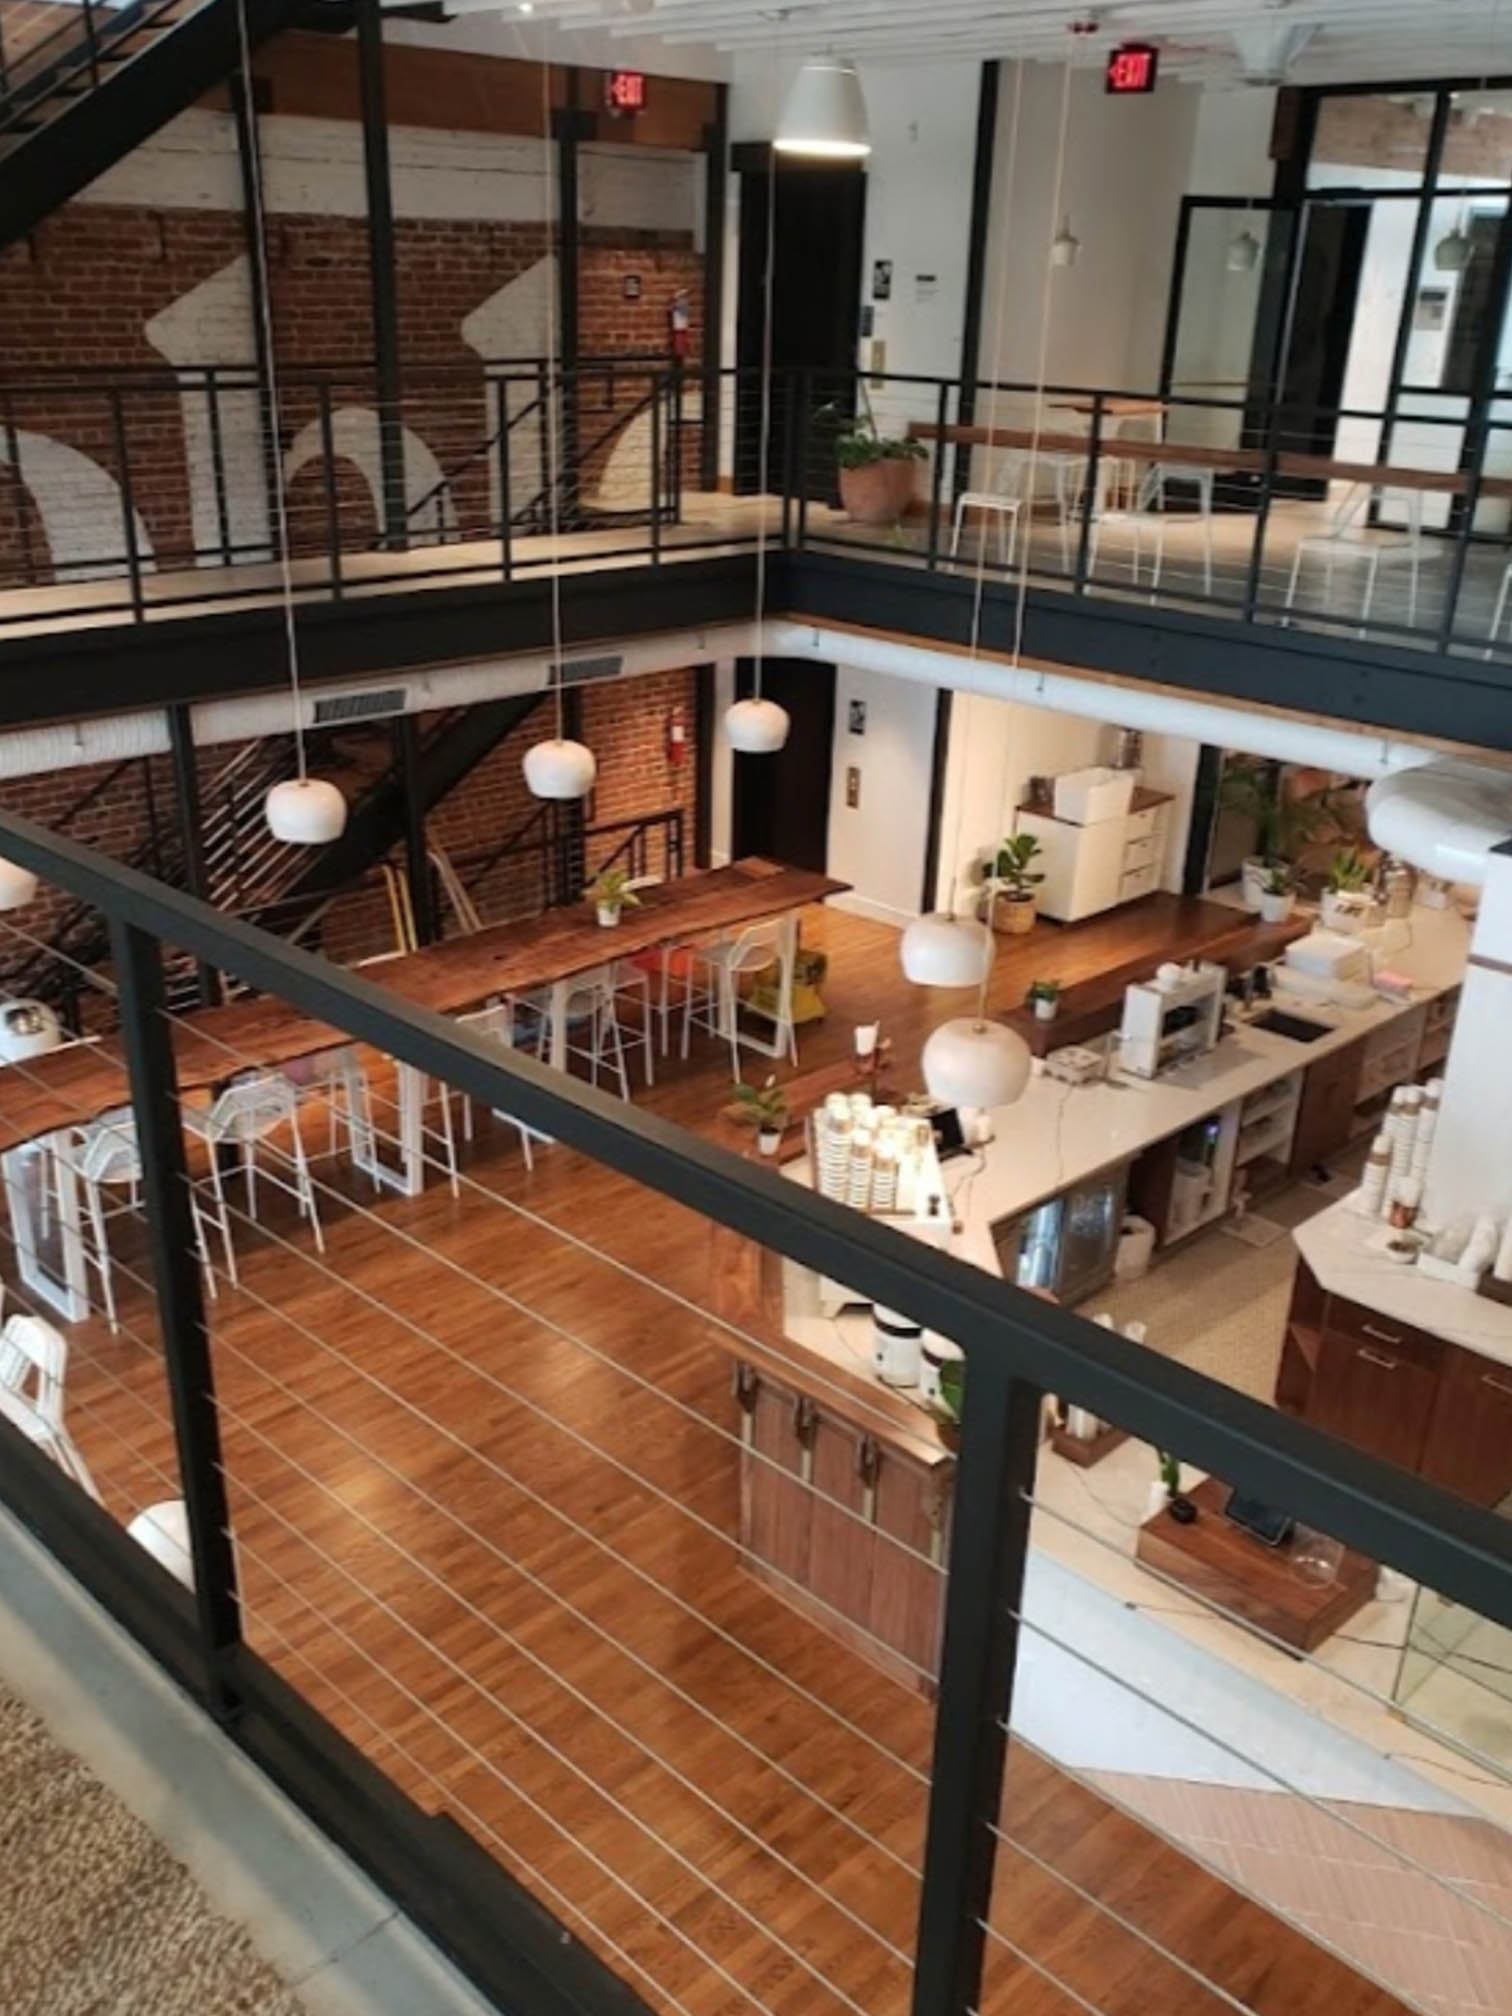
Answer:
[791,904,1469,1287]
[1293,1199,1512,1368]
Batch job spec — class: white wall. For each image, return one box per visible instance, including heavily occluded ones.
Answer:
[825,664,940,926]
[975,67,1199,402]
[1188,87,1277,195]
[1425,850,1512,1226]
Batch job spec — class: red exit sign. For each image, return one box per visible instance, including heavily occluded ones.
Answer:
[1105,43,1159,94]
[605,70,647,116]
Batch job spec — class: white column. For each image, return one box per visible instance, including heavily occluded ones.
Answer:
[1424,845,1512,1227]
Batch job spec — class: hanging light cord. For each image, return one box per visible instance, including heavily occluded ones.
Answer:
[751,136,778,701]
[539,56,568,742]
[1008,43,1075,681]
[234,0,307,781]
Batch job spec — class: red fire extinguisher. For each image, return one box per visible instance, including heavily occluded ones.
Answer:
[666,709,687,766]
[668,288,692,363]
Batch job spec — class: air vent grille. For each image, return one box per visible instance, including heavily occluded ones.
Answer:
[312,687,408,725]
[558,654,624,686]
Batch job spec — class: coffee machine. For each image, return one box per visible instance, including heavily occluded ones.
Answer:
[1118,961,1227,1080]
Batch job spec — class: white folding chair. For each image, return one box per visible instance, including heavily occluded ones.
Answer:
[456,1002,538,1168]
[1090,461,1214,596]
[184,1073,324,1292]
[55,1104,141,1336]
[949,446,1081,574]
[0,1311,99,1500]
[681,920,798,1081]
[1286,482,1426,634]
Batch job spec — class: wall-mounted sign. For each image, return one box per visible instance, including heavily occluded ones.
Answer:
[848,699,867,736]
[622,273,643,301]
[872,259,893,301]
[605,70,647,116]
[1105,43,1159,94]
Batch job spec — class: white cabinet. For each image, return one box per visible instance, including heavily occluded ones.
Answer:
[1015,795,1172,924]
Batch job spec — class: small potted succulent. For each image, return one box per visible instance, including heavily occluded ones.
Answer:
[992,833,1045,935]
[588,866,641,928]
[1258,862,1296,924]
[832,397,928,526]
[1322,846,1372,931]
[1027,978,1061,1023]
[1148,1448,1196,1524]
[731,1075,790,1156]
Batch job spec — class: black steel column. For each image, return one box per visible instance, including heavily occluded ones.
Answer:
[912,1358,1042,2016]
[229,69,281,562]
[167,704,222,1007]
[356,0,407,549]
[394,714,437,945]
[109,921,242,1722]
[700,85,729,495]
[692,662,715,868]
[953,60,1000,504]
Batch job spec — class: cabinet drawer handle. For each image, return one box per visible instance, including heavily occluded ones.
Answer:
[1357,1345,1400,1371]
[1482,1371,1512,1399]
[1361,1323,1404,1347]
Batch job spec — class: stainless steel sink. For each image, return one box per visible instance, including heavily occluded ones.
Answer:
[1251,1008,1333,1044]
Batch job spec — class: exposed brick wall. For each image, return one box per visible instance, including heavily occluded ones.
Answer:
[0,667,703,988]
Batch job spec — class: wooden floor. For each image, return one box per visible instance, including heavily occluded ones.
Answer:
[15,901,1417,2016]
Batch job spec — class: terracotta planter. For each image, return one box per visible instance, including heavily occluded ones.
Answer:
[839,456,918,526]
[998,894,1037,937]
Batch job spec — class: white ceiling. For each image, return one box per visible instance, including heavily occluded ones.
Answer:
[457,0,1512,87]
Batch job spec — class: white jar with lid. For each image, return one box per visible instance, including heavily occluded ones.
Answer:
[873,1307,924,1387]
[919,1332,963,1405]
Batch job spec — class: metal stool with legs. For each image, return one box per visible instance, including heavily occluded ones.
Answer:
[55,1103,140,1335]
[184,1073,324,1293]
[681,920,798,1082]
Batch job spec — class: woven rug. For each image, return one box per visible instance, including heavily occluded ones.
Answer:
[0,1683,306,2016]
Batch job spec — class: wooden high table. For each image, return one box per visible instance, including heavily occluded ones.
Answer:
[0,858,846,1319]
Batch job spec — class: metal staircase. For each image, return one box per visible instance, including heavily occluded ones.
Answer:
[0,0,349,253]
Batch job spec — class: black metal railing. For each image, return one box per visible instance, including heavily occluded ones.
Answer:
[0,354,1509,666]
[0,803,1506,2016]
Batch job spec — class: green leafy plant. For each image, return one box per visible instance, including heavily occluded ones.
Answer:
[993,833,1045,900]
[587,866,642,912]
[1157,1449,1182,1498]
[1027,979,1061,1006]
[822,385,929,469]
[930,1357,964,1440]
[1218,757,1333,867]
[1327,847,1372,894]
[794,947,829,988]
[1262,862,1293,897]
[729,1075,789,1134]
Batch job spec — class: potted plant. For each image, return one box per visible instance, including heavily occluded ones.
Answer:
[1258,862,1296,924]
[991,834,1045,935]
[833,398,928,526]
[1218,757,1332,911]
[928,1355,963,1454]
[1322,846,1373,931]
[1027,979,1061,1023]
[1147,1449,1196,1524]
[730,1075,789,1156]
[587,866,641,928]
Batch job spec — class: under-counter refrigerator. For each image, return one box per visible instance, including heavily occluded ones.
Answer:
[989,1165,1128,1308]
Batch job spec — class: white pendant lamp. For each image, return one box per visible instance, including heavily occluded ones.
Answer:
[523,735,597,800]
[266,776,348,844]
[524,55,596,804]
[900,913,993,987]
[725,139,791,760]
[1050,217,1080,268]
[1435,222,1472,273]
[1228,227,1261,273]
[774,57,870,160]
[725,696,790,755]
[0,857,38,911]
[922,1017,1031,1111]
[234,0,343,847]
[0,999,61,1064]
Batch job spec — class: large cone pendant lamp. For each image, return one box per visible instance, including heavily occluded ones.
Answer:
[0,857,39,911]
[774,57,870,161]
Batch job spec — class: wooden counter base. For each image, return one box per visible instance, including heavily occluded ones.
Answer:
[1135,1477,1375,1655]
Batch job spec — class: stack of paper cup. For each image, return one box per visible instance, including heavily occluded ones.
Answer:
[1385,1088,1415,1194]
[817,1095,852,1202]
[1410,1083,1439,1184]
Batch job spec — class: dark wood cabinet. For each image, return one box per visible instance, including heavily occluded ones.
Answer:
[1419,1347,1512,1508]
[1308,1325,1441,1472]
[1279,1261,1512,1507]
[1288,1038,1364,1176]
